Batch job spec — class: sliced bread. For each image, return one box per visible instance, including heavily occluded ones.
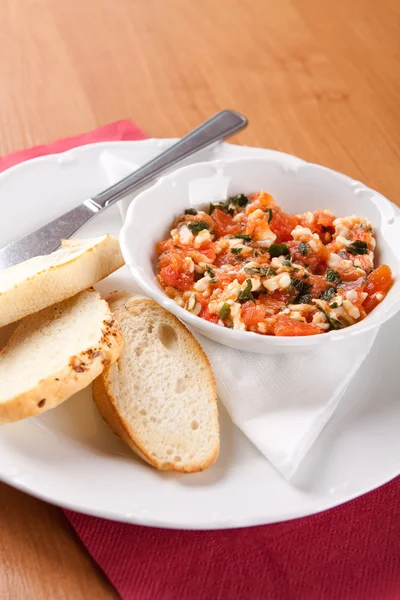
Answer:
[0,288,123,423]
[93,292,219,473]
[0,234,124,328]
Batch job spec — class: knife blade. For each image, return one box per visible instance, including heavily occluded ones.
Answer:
[0,110,247,270]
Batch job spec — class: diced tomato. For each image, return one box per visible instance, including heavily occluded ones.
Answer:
[307,274,329,298]
[241,302,266,327]
[159,265,194,291]
[337,268,364,282]
[258,296,285,312]
[270,289,296,304]
[269,209,299,243]
[190,242,216,263]
[249,191,276,207]
[315,211,335,229]
[287,240,329,273]
[273,315,321,336]
[174,212,215,230]
[215,271,247,287]
[211,208,241,237]
[362,264,393,313]
[246,217,271,240]
[349,226,370,243]
[201,308,219,324]
[349,253,373,273]
[337,277,365,292]
[298,211,335,239]
[158,250,194,291]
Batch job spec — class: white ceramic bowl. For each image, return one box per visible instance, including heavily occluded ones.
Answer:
[120,157,400,354]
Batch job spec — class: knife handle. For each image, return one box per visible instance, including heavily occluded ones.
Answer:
[90,110,247,210]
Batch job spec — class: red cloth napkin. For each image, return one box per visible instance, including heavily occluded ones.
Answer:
[3,121,400,600]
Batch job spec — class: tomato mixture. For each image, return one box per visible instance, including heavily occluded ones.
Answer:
[156,192,393,336]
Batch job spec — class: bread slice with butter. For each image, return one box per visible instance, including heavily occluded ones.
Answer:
[0,234,124,328]
[93,292,220,473]
[0,289,123,424]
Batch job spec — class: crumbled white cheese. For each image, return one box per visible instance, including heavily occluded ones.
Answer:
[288,303,315,313]
[194,228,211,248]
[306,212,314,224]
[248,208,265,221]
[230,301,245,331]
[194,277,210,292]
[327,253,353,270]
[291,225,313,239]
[187,293,196,310]
[278,273,291,289]
[249,278,261,291]
[376,292,384,301]
[184,257,195,273]
[342,299,360,320]
[346,289,358,303]
[290,311,305,321]
[179,225,194,246]
[256,238,274,248]
[258,323,267,333]
[263,277,278,292]
[271,256,285,269]
[192,302,202,316]
[336,235,351,247]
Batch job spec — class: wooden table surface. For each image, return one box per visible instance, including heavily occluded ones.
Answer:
[0,0,399,598]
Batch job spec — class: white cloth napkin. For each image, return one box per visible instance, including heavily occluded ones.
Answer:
[100,151,378,479]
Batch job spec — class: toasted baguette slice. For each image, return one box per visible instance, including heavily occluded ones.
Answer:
[0,234,124,328]
[0,289,123,424]
[93,292,219,473]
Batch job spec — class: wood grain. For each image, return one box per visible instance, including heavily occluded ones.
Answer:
[0,0,399,597]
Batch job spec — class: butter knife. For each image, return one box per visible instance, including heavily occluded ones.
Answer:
[0,110,247,270]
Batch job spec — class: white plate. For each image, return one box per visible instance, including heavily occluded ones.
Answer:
[0,140,399,529]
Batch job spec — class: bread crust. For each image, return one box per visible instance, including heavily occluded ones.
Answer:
[0,290,124,424]
[93,292,220,473]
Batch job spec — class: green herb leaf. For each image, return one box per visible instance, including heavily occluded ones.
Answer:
[209,278,218,284]
[293,293,312,305]
[326,269,341,284]
[269,244,290,257]
[231,247,243,255]
[237,279,255,303]
[209,201,229,215]
[318,306,344,330]
[298,241,309,256]
[231,233,252,241]
[205,265,215,278]
[185,208,198,216]
[244,266,276,277]
[219,302,231,320]
[229,194,249,207]
[291,277,312,296]
[283,259,292,267]
[173,245,181,249]
[266,208,273,224]
[320,287,336,302]
[187,221,210,235]
[347,240,369,255]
